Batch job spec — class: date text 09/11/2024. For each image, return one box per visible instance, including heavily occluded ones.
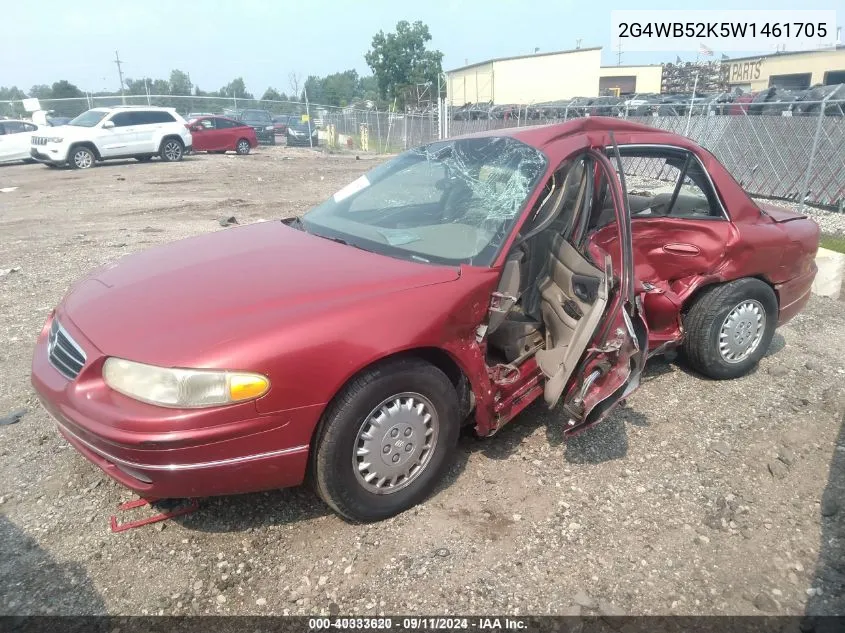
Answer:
[308,617,528,630]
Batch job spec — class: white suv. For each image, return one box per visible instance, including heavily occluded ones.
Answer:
[30,106,193,169]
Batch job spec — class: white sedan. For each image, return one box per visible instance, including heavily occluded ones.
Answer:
[0,119,44,164]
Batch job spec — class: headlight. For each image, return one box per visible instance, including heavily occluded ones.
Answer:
[265,125,274,131]
[102,358,269,408]
[289,130,301,136]
[47,137,63,143]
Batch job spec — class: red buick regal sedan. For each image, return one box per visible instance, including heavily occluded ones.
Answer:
[32,118,819,522]
[187,115,258,155]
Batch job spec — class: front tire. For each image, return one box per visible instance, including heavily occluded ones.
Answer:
[68,146,95,169]
[236,139,251,155]
[159,138,184,162]
[682,278,778,379]
[312,358,460,522]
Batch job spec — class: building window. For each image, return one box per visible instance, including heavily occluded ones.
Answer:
[823,70,845,86]
[768,73,811,90]
[599,76,636,95]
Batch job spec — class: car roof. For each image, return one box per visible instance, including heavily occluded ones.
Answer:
[196,115,243,122]
[88,106,178,112]
[451,116,669,149]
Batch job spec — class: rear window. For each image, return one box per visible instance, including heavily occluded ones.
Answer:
[134,111,177,124]
[110,110,177,126]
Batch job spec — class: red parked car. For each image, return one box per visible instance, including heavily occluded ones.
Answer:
[187,116,257,154]
[31,118,819,522]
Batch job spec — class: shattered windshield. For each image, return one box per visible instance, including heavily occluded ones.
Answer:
[301,137,547,266]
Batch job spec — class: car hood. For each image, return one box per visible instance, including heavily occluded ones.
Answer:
[45,124,98,139]
[61,222,460,366]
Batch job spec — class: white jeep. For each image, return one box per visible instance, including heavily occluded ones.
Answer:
[30,106,193,169]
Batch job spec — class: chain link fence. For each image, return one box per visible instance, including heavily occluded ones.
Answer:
[444,98,845,210]
[1,95,440,154]
[3,93,842,209]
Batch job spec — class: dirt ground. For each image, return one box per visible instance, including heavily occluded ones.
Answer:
[1,145,843,617]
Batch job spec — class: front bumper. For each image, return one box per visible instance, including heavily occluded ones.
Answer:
[286,135,319,147]
[31,313,317,498]
[251,128,276,145]
[30,147,67,166]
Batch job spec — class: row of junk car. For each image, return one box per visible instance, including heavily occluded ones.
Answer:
[450,83,845,120]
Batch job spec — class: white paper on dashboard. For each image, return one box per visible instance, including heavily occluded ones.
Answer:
[333,175,370,203]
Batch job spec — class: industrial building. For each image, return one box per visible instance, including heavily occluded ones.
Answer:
[445,45,845,106]
[446,47,663,104]
[723,46,845,92]
[446,47,601,105]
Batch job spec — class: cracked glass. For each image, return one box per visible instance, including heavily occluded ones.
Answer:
[301,137,547,266]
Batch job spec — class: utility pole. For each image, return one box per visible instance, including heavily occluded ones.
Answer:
[114,50,126,104]
[616,40,623,66]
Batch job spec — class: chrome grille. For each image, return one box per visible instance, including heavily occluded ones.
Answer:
[31,137,49,146]
[48,319,86,380]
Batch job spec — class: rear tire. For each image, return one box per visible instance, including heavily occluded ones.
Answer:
[682,278,778,380]
[159,138,184,162]
[235,139,251,155]
[312,358,460,522]
[68,146,95,170]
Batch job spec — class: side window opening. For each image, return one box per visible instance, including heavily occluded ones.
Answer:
[603,147,724,220]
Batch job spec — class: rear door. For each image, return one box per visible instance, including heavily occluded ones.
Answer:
[214,117,242,150]
[135,110,177,153]
[549,145,648,432]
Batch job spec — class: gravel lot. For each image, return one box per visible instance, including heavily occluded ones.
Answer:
[1,146,843,617]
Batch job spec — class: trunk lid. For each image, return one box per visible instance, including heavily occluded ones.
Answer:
[758,201,808,223]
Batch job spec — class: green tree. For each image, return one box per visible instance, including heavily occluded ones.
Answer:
[124,78,153,96]
[357,75,379,102]
[261,87,283,102]
[48,80,85,116]
[50,80,84,99]
[29,84,52,99]
[0,86,27,116]
[150,79,170,94]
[365,20,443,105]
[322,70,359,106]
[218,77,252,100]
[169,69,192,95]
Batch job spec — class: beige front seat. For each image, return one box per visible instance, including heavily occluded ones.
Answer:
[535,236,609,407]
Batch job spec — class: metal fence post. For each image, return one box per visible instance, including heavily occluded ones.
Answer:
[799,92,832,214]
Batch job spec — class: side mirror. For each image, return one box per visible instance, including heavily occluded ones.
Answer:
[102,120,115,129]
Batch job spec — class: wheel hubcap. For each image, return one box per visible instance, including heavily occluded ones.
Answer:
[164,142,181,160]
[353,393,438,495]
[74,151,92,168]
[719,299,765,363]
[238,141,249,152]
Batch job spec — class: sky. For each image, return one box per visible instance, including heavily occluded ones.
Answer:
[1,0,841,96]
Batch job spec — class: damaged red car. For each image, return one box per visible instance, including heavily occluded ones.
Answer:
[31,118,819,522]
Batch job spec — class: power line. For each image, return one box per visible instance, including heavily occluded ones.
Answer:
[114,50,126,104]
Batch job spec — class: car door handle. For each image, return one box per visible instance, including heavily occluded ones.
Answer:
[662,243,700,256]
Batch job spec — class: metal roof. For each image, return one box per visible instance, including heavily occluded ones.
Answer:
[446,47,602,73]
